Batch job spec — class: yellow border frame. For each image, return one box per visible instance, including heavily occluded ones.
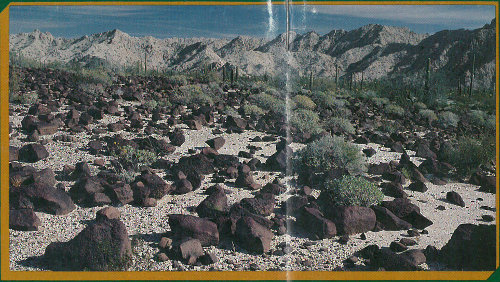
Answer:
[1,1,499,280]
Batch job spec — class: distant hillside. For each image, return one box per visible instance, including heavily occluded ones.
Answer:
[9,19,496,89]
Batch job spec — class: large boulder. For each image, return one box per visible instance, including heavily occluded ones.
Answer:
[373,248,426,270]
[172,237,204,265]
[240,195,274,217]
[168,214,219,246]
[15,183,75,215]
[439,224,495,270]
[196,186,228,218]
[43,218,132,270]
[324,206,376,235]
[18,144,49,163]
[9,208,41,231]
[371,205,412,231]
[235,216,273,254]
[297,206,337,239]
[381,198,420,219]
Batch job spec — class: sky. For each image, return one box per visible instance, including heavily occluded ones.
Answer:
[9,4,496,39]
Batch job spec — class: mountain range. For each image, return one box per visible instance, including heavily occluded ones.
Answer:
[9,19,496,89]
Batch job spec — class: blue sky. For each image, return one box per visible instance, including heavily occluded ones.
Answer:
[9,4,496,39]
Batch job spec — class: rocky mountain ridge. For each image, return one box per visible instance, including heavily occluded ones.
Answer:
[10,19,496,89]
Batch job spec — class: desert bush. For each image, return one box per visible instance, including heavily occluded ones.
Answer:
[113,145,157,172]
[223,106,239,117]
[175,84,213,106]
[143,100,158,110]
[10,91,38,105]
[295,135,366,177]
[468,110,495,131]
[357,90,378,99]
[241,103,265,117]
[372,97,390,107]
[439,136,495,176]
[293,95,316,110]
[438,111,459,128]
[414,102,427,110]
[385,104,405,117]
[251,93,287,114]
[78,83,106,97]
[418,109,438,123]
[319,175,384,207]
[9,68,21,95]
[326,117,355,135]
[290,108,323,134]
[72,68,113,86]
[165,74,188,86]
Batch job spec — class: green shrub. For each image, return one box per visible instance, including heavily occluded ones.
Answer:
[78,83,106,97]
[385,104,405,117]
[414,102,427,110]
[72,68,113,86]
[223,106,239,117]
[357,90,378,99]
[484,115,496,132]
[418,109,438,122]
[293,95,316,110]
[9,68,21,95]
[290,108,322,134]
[372,97,390,107]
[326,117,355,135]
[175,84,213,106]
[438,111,459,128]
[113,145,157,172]
[251,93,287,114]
[320,175,384,207]
[10,91,38,105]
[165,74,188,86]
[468,110,495,131]
[241,103,265,117]
[295,135,366,177]
[143,100,158,110]
[440,136,495,176]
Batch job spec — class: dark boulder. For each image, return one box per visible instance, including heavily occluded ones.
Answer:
[206,137,225,151]
[43,218,132,270]
[240,195,274,217]
[446,191,465,207]
[196,186,228,218]
[168,214,219,246]
[439,224,495,270]
[371,205,412,231]
[235,216,273,254]
[9,208,41,231]
[297,206,337,239]
[324,206,376,235]
[18,144,49,163]
[18,183,75,215]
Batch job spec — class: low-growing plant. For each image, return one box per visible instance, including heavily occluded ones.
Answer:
[418,109,438,123]
[165,74,188,86]
[223,106,239,117]
[414,102,427,110]
[385,104,405,117]
[10,91,38,105]
[371,97,390,108]
[325,117,355,135]
[438,111,459,128]
[251,93,287,114]
[468,110,495,131]
[175,84,214,106]
[143,100,158,110]
[113,145,157,172]
[78,83,106,97]
[293,94,316,110]
[319,175,384,207]
[241,103,265,117]
[290,108,323,135]
[295,135,366,178]
[440,136,495,176]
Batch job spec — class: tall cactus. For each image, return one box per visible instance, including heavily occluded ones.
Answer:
[222,66,227,82]
[360,71,364,91]
[349,73,353,90]
[235,66,239,82]
[425,58,431,95]
[230,67,234,87]
[469,43,476,97]
[308,71,314,91]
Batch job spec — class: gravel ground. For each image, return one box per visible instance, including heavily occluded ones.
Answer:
[9,103,496,271]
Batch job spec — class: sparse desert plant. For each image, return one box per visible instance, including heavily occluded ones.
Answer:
[251,93,287,114]
[165,74,188,86]
[9,67,21,95]
[418,109,438,123]
[241,103,265,117]
[372,97,390,108]
[385,104,405,117]
[439,136,495,176]
[357,89,378,99]
[293,94,316,110]
[295,135,366,178]
[468,110,495,131]
[175,84,214,106]
[414,102,427,110]
[78,83,106,97]
[113,145,157,172]
[290,108,323,134]
[10,91,38,105]
[319,175,384,207]
[223,106,239,117]
[143,100,158,110]
[438,111,459,128]
[72,68,113,86]
[325,117,355,135]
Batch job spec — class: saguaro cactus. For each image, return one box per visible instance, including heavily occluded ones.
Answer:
[235,66,239,82]
[424,58,431,95]
[309,71,314,91]
[469,44,476,97]
[360,71,364,91]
